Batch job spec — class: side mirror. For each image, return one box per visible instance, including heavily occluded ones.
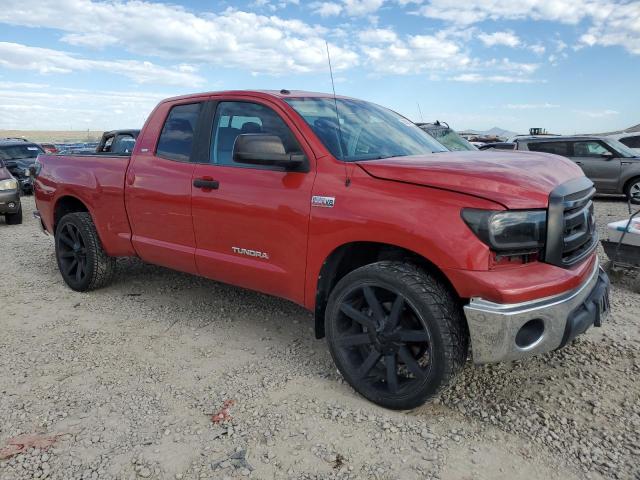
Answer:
[601,151,614,160]
[233,134,305,170]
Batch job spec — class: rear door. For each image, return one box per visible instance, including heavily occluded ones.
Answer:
[190,97,315,304]
[570,140,621,192]
[125,101,205,274]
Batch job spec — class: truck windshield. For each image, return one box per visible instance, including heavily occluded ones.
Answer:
[418,125,477,151]
[0,144,43,161]
[285,97,446,161]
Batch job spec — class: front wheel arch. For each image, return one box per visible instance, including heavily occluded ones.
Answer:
[313,242,461,339]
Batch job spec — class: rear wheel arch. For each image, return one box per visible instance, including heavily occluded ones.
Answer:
[54,195,89,232]
[313,241,462,339]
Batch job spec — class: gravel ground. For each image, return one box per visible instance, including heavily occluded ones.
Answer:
[1,196,638,480]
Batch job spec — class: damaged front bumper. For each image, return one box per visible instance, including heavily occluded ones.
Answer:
[464,260,610,364]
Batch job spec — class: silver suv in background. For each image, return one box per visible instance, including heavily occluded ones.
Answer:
[516,136,640,197]
[606,132,640,155]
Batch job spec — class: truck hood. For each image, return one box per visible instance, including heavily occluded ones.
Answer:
[356,150,584,209]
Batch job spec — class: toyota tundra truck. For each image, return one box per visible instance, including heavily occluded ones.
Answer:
[33,90,610,409]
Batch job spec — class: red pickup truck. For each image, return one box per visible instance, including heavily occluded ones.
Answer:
[33,90,610,409]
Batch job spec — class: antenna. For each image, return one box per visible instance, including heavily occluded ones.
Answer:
[417,102,424,122]
[325,41,350,186]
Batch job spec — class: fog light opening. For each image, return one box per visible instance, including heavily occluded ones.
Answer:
[515,319,545,349]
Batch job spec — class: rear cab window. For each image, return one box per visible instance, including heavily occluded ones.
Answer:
[156,103,202,161]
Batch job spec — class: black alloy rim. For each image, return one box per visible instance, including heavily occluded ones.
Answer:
[335,284,432,394]
[58,223,88,282]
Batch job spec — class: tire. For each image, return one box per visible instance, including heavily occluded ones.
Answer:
[325,261,468,410]
[55,212,116,291]
[5,203,23,225]
[624,176,640,200]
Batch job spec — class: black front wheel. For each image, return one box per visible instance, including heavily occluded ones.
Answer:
[55,212,116,291]
[325,261,467,410]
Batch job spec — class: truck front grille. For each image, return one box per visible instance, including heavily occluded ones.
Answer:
[545,177,598,267]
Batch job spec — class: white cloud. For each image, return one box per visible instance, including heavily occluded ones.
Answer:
[0,1,358,74]
[0,85,171,130]
[504,103,559,109]
[573,109,619,118]
[529,43,546,55]
[452,73,537,83]
[579,2,640,54]
[0,42,205,87]
[312,0,385,16]
[342,0,385,15]
[311,2,344,16]
[361,31,472,74]
[478,31,521,48]
[358,28,399,43]
[417,0,640,55]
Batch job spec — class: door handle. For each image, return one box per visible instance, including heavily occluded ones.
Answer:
[575,161,583,165]
[193,178,219,190]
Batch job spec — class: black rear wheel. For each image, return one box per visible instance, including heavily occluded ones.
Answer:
[325,261,467,410]
[55,212,116,291]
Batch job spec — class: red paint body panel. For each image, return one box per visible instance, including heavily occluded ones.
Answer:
[34,154,136,257]
[34,90,597,313]
[358,150,584,209]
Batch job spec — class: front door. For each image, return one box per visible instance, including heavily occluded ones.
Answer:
[191,99,315,304]
[570,140,621,192]
[125,101,204,274]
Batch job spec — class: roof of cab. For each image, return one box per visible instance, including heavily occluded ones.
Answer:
[160,89,354,104]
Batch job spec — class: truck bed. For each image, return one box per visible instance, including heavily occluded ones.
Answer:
[35,153,136,257]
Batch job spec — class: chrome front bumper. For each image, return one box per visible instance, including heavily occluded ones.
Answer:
[464,260,609,364]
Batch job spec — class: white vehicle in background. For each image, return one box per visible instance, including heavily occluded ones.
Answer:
[607,132,640,155]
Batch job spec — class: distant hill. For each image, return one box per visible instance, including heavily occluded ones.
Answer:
[458,126,520,140]
[0,130,102,143]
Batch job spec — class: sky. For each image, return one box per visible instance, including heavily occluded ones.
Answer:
[0,0,638,134]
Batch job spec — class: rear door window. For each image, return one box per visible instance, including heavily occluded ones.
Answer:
[156,103,202,161]
[527,141,570,156]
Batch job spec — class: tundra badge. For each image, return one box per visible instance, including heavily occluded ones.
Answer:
[232,247,269,260]
[312,196,335,208]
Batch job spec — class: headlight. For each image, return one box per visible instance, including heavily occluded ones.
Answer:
[461,208,547,252]
[0,178,19,191]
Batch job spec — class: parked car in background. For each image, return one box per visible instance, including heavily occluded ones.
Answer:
[96,129,140,155]
[515,136,640,196]
[39,143,59,154]
[0,139,44,194]
[33,89,609,410]
[416,121,477,151]
[478,142,515,151]
[0,158,22,224]
[57,143,99,154]
[607,132,640,155]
